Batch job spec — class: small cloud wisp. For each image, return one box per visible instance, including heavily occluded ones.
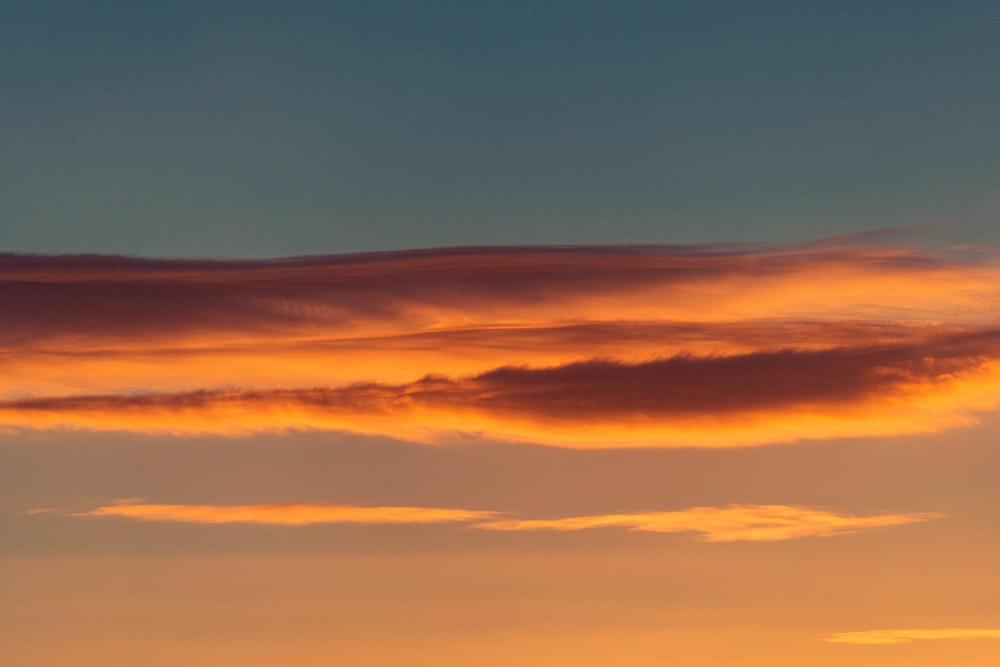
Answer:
[824,628,1000,645]
[475,504,942,541]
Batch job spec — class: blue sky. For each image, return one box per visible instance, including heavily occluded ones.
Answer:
[3,1,998,257]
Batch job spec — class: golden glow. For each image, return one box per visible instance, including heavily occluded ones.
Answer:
[476,504,942,541]
[824,628,1000,645]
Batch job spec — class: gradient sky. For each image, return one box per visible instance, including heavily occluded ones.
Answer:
[3,1,1000,256]
[3,3,1000,667]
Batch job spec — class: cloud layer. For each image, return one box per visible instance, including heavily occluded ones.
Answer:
[3,241,999,447]
[52,502,941,542]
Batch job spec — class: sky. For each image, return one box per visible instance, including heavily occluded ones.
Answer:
[2,2,1000,666]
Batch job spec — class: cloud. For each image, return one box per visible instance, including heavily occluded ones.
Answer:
[47,502,939,541]
[475,504,942,541]
[68,502,500,526]
[0,318,974,401]
[3,244,995,351]
[2,331,1000,447]
[824,628,1000,645]
[3,241,1000,446]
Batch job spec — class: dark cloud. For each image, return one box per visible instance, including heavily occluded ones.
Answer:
[3,329,999,446]
[0,243,959,347]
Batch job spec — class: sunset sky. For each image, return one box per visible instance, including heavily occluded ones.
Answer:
[3,3,1000,666]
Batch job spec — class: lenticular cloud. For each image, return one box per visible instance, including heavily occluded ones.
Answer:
[2,241,999,447]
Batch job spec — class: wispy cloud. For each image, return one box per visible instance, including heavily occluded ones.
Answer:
[475,504,942,541]
[824,628,1000,645]
[68,502,500,526]
[3,242,999,447]
[48,502,941,541]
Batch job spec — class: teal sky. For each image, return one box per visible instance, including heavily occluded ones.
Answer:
[3,1,998,257]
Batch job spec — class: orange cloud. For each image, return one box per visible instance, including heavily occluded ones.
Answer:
[2,319,975,404]
[824,628,1000,645]
[3,242,999,447]
[50,502,939,541]
[475,504,941,541]
[2,333,1000,447]
[69,502,499,526]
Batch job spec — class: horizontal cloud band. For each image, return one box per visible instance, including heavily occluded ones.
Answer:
[3,241,999,447]
[3,333,1000,446]
[478,504,942,541]
[72,503,499,525]
[50,502,941,542]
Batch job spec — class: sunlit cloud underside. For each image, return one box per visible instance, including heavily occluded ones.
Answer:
[3,241,999,447]
[824,628,1000,645]
[52,502,942,542]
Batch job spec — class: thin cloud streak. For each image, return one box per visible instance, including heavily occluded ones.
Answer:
[3,242,1000,446]
[476,504,942,541]
[69,503,500,526]
[48,502,940,541]
[824,628,1000,645]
